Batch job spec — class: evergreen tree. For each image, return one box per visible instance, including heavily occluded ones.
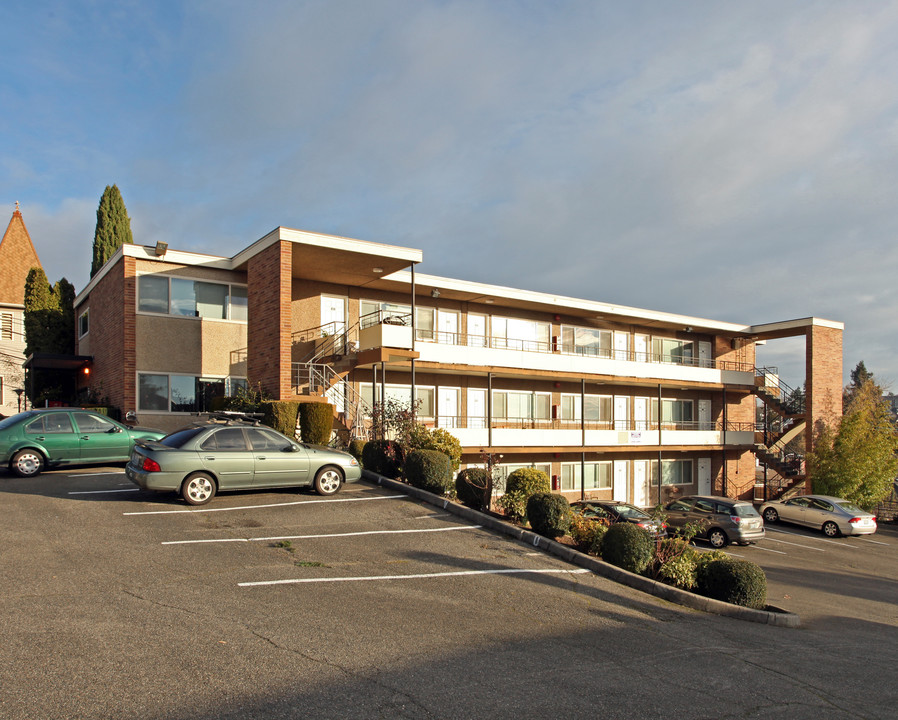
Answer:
[809,378,898,510]
[23,267,58,356]
[90,184,133,277]
[52,278,76,355]
[844,360,873,406]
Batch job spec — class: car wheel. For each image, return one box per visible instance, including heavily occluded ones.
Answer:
[763,508,779,523]
[822,521,840,538]
[707,528,729,549]
[313,466,343,496]
[11,449,44,478]
[181,473,216,505]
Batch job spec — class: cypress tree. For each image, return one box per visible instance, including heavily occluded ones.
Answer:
[91,184,134,277]
[23,267,58,356]
[52,278,76,355]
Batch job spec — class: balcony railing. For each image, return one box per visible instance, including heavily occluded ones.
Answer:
[414,416,756,433]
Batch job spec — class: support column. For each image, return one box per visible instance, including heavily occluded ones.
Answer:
[247,239,293,399]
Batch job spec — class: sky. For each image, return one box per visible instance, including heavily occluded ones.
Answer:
[3,0,898,390]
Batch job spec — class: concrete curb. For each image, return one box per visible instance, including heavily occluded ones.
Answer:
[363,471,801,628]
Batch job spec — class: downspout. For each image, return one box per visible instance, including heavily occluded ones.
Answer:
[657,383,662,506]
[722,386,728,496]
[411,263,416,423]
[581,378,586,501]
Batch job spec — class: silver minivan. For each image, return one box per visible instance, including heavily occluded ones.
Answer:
[664,495,765,548]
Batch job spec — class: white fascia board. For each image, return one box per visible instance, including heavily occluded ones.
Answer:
[231,226,422,266]
[748,317,844,333]
[388,270,750,333]
[74,244,233,306]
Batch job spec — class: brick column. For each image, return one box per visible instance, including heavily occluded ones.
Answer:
[122,257,137,412]
[805,325,843,457]
[247,240,292,399]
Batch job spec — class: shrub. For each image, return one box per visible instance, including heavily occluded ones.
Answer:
[527,493,573,539]
[412,427,463,473]
[456,468,489,510]
[404,449,453,495]
[497,468,551,522]
[348,439,366,466]
[298,402,334,445]
[657,550,699,589]
[362,439,404,478]
[694,549,729,582]
[262,401,300,439]
[601,522,654,574]
[696,557,767,609]
[569,514,609,555]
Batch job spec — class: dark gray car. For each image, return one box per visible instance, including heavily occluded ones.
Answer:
[664,495,765,548]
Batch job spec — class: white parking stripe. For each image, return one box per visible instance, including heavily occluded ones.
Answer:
[858,537,890,546]
[764,537,826,551]
[767,527,856,548]
[162,524,483,545]
[69,488,140,495]
[747,545,788,555]
[123,494,405,516]
[239,567,591,587]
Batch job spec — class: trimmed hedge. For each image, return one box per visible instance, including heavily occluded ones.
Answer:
[348,439,366,465]
[362,439,404,478]
[404,449,453,495]
[497,467,551,522]
[527,493,573,539]
[601,522,654,574]
[412,427,463,473]
[696,557,767,609]
[262,401,300,439]
[456,468,489,510]
[298,402,333,445]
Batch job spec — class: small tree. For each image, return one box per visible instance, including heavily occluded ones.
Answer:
[91,184,134,277]
[809,378,898,509]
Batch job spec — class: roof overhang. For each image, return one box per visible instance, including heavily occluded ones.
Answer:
[23,353,93,370]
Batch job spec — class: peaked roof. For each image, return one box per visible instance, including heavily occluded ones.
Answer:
[0,204,43,305]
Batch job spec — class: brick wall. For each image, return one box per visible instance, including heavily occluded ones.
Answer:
[247,241,292,399]
[805,325,843,458]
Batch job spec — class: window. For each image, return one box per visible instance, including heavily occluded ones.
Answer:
[491,317,550,352]
[359,383,435,418]
[1,313,13,341]
[360,300,433,339]
[560,394,612,422]
[72,412,116,433]
[492,463,551,494]
[652,399,694,426]
[652,459,693,486]
[138,373,238,412]
[560,462,612,491]
[246,428,291,451]
[201,428,248,451]
[78,309,89,338]
[561,326,612,358]
[137,275,247,321]
[652,337,695,365]
[493,391,550,421]
[26,413,73,434]
[416,307,435,341]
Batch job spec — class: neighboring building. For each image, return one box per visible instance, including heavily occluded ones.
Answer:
[73,226,843,505]
[0,204,43,416]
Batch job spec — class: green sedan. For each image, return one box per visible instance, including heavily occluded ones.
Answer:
[125,417,362,505]
[0,408,166,477]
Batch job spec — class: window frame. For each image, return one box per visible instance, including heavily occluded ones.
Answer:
[136,273,248,322]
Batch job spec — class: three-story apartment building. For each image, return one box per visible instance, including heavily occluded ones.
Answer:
[74,226,843,505]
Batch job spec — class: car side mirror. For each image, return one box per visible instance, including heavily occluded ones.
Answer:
[109,426,123,433]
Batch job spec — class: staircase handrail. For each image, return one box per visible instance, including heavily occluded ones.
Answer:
[297,361,372,439]
[755,367,806,414]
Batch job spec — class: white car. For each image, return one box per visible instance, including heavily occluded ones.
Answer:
[759,495,877,537]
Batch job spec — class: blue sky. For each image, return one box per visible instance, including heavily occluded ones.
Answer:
[4,0,898,388]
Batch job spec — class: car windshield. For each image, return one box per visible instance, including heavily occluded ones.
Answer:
[160,427,206,448]
[732,504,760,518]
[613,505,648,519]
[834,501,865,514]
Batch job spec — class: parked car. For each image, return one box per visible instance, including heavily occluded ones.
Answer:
[0,408,165,477]
[664,495,765,548]
[759,495,877,537]
[126,414,362,505]
[571,500,668,538]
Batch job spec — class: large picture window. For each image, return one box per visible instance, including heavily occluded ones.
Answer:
[560,462,612,491]
[490,317,551,352]
[561,326,612,358]
[652,337,695,365]
[359,383,435,418]
[560,394,613,422]
[493,390,550,421]
[652,459,693,485]
[138,373,239,412]
[137,275,247,321]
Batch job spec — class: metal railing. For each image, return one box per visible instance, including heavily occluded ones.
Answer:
[755,367,806,414]
[293,362,372,440]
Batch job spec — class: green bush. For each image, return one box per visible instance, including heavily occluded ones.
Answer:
[262,401,300,439]
[456,468,489,510]
[527,493,573,539]
[497,468,551,522]
[362,439,404,478]
[298,402,333,445]
[348,439,366,466]
[601,522,654,574]
[412,427,463,473]
[696,557,767,609]
[657,549,699,589]
[404,449,453,495]
[569,514,609,555]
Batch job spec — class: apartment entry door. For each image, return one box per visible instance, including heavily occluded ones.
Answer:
[614,396,629,431]
[698,399,712,430]
[321,296,346,335]
[698,457,712,495]
[613,460,629,502]
[633,460,649,507]
[437,310,459,345]
[467,389,486,429]
[634,397,649,431]
[438,387,460,428]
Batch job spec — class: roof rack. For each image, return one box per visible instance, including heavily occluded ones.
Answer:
[200,411,263,426]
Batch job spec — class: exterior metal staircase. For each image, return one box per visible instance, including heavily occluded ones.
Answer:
[752,367,807,501]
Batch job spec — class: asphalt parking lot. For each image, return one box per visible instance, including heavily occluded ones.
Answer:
[2,467,897,719]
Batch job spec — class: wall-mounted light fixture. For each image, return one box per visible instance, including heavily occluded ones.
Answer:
[154,241,168,256]
[684,326,693,333]
[372,267,384,274]
[431,289,441,298]
[484,298,494,304]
